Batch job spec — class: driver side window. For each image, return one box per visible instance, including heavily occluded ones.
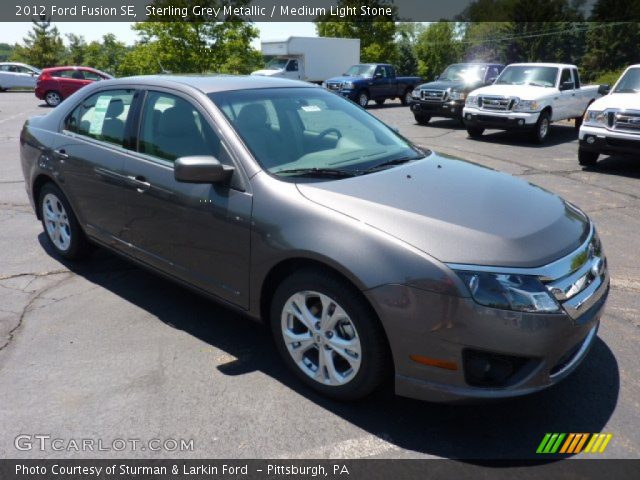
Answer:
[560,69,574,89]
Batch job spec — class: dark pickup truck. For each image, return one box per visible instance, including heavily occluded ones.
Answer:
[323,64,421,108]
[410,63,504,124]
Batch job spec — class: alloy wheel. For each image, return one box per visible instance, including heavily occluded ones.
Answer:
[43,193,71,251]
[45,91,61,106]
[281,290,361,386]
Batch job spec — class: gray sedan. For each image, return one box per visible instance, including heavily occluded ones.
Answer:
[19,75,609,402]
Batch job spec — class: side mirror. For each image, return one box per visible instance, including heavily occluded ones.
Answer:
[374,72,383,79]
[486,77,497,84]
[560,81,574,91]
[434,74,440,81]
[174,156,234,184]
[598,84,610,95]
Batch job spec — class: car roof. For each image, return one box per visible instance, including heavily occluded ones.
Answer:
[507,63,578,69]
[43,66,99,71]
[106,74,317,94]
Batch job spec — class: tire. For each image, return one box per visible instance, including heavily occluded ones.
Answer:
[44,90,62,107]
[401,89,413,106]
[357,91,369,108]
[466,126,485,138]
[578,147,599,166]
[575,116,583,130]
[39,183,90,260]
[414,114,431,125]
[531,110,551,144]
[270,269,390,401]
[375,99,385,106]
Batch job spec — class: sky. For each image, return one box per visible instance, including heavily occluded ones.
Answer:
[0,22,317,49]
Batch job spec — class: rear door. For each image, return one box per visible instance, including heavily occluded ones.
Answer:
[56,87,139,245]
[121,89,252,307]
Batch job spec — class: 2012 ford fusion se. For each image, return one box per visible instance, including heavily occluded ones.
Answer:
[20,75,609,402]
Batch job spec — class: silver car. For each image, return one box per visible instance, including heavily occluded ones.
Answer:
[0,62,40,90]
[19,75,609,402]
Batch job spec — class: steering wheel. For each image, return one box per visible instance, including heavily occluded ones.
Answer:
[317,128,342,141]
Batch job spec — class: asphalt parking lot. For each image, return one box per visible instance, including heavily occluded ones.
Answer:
[0,92,638,460]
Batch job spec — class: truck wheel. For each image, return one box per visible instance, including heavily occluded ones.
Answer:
[578,147,599,166]
[414,114,431,125]
[270,269,390,401]
[466,126,485,138]
[357,91,369,108]
[401,90,413,106]
[375,99,385,106]
[531,111,551,144]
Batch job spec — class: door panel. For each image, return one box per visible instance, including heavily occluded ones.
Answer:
[123,90,252,307]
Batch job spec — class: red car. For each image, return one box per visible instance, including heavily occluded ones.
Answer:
[35,66,113,107]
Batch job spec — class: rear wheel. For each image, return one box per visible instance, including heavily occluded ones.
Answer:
[270,270,390,401]
[44,90,62,107]
[415,114,431,125]
[401,89,413,106]
[466,126,485,138]
[39,183,90,260]
[375,99,385,106]
[357,91,369,108]
[578,147,599,166]
[531,111,551,144]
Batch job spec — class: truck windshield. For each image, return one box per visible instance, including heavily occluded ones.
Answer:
[440,64,487,83]
[345,64,376,77]
[265,58,289,71]
[495,66,558,88]
[614,68,640,93]
[209,87,424,179]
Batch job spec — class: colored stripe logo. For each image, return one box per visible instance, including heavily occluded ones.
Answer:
[536,433,612,454]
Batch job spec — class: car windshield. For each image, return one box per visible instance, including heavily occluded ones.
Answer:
[265,58,289,70]
[209,87,424,179]
[440,64,487,83]
[495,66,558,87]
[614,68,640,93]
[345,64,376,77]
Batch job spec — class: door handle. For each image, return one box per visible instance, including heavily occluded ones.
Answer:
[127,175,151,192]
[53,148,69,159]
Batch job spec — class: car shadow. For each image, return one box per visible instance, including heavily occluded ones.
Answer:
[418,118,467,130]
[466,123,578,148]
[582,155,640,179]
[39,235,620,463]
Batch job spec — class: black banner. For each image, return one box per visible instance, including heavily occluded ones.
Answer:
[1,459,640,480]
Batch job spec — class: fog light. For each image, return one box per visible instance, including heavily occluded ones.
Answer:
[518,119,525,126]
[463,349,531,387]
[587,136,596,144]
[466,114,472,120]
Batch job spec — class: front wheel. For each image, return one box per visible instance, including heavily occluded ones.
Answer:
[357,91,369,108]
[531,111,551,144]
[39,183,90,260]
[578,147,599,166]
[401,90,413,106]
[466,126,485,138]
[415,114,431,125]
[270,270,390,401]
[375,99,385,106]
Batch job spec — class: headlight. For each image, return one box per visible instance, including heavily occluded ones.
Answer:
[412,88,421,98]
[450,90,467,101]
[342,81,354,89]
[514,100,540,112]
[466,95,479,106]
[455,271,560,313]
[321,81,327,88]
[583,110,606,126]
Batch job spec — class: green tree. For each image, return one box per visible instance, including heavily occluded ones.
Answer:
[118,0,262,76]
[11,17,65,68]
[82,34,129,75]
[0,43,13,62]
[395,39,418,76]
[414,22,462,80]
[315,0,397,63]
[65,34,87,65]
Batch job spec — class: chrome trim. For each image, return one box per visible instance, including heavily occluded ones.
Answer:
[479,95,515,111]
[561,270,609,320]
[549,325,597,379]
[420,89,447,102]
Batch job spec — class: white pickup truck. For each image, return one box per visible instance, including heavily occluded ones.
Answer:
[578,65,640,165]
[463,63,605,143]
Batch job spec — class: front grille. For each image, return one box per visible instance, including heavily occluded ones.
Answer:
[420,89,447,102]
[612,111,640,132]
[479,96,514,111]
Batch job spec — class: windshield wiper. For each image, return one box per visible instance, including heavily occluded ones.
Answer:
[273,167,359,178]
[363,155,425,173]
[528,82,549,87]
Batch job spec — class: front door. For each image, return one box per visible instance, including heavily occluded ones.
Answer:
[122,90,252,308]
[557,68,576,121]
[370,65,392,99]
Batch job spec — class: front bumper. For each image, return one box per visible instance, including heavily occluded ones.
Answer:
[579,125,640,157]
[463,107,540,130]
[365,255,609,403]
[410,100,465,119]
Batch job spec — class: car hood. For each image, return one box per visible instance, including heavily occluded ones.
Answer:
[326,75,366,83]
[590,92,640,110]
[251,69,281,76]
[297,154,589,268]
[471,84,553,98]
[418,80,482,91]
